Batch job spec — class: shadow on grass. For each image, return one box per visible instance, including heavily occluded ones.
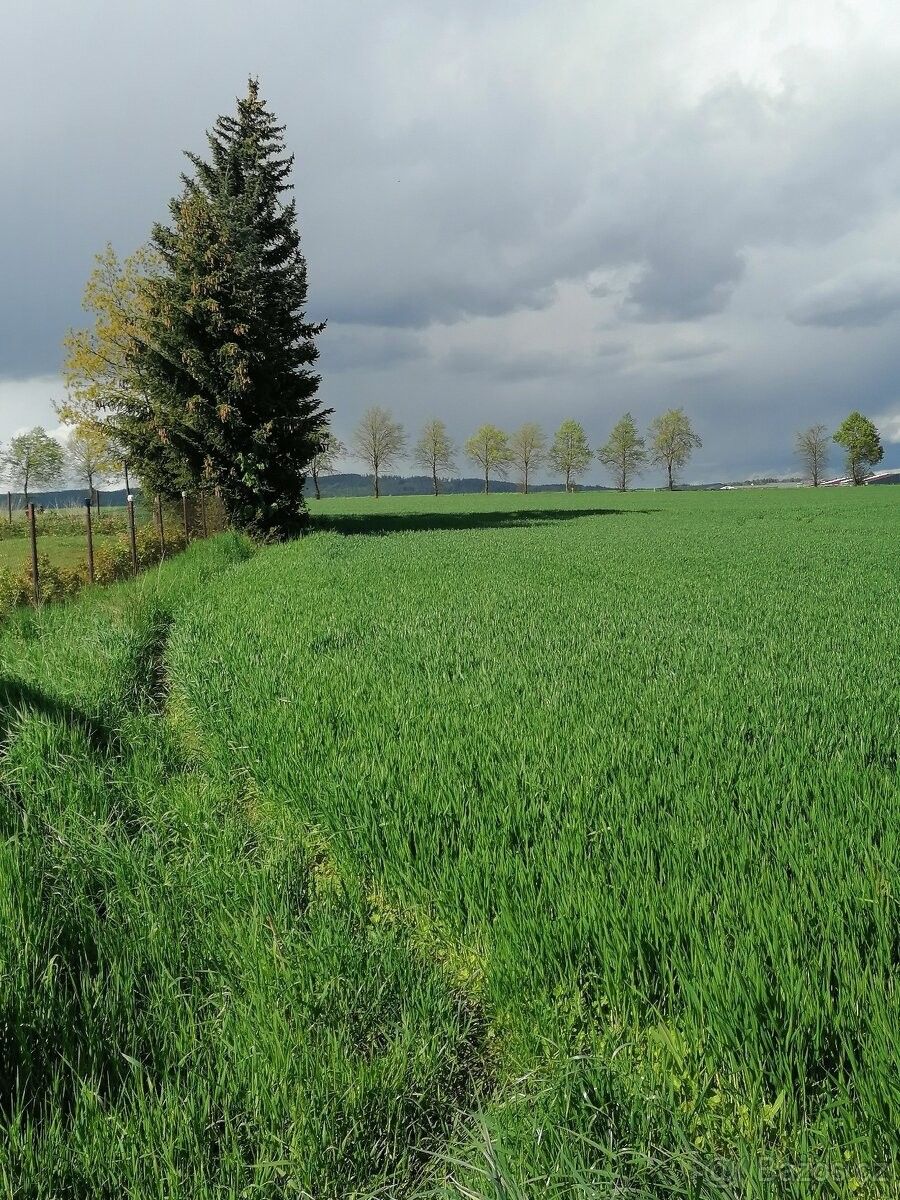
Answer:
[313,505,659,537]
[0,677,115,754]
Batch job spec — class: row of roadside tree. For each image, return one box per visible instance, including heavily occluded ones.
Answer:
[313,408,702,498]
[313,407,888,497]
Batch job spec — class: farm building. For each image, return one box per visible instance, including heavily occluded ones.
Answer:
[822,469,900,485]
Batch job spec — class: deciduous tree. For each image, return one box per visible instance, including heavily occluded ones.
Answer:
[61,244,189,497]
[2,428,65,499]
[794,424,830,487]
[61,245,158,427]
[597,413,646,492]
[413,419,457,495]
[353,406,406,498]
[309,429,346,500]
[465,424,512,494]
[510,422,546,494]
[649,408,701,490]
[67,425,119,506]
[833,412,883,485]
[548,420,591,492]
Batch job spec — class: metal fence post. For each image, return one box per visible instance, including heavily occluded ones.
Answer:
[85,498,95,583]
[28,503,40,605]
[127,494,138,577]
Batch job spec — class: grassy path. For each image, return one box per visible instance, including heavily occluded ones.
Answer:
[0,536,492,1197]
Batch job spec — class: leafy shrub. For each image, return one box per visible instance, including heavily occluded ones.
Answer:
[33,556,86,604]
[1,522,205,618]
[0,565,32,616]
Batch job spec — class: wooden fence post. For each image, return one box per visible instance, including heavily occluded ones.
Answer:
[127,495,138,577]
[182,491,190,542]
[85,498,95,583]
[28,503,40,605]
[200,491,208,538]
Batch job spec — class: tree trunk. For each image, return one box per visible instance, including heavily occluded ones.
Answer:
[667,462,674,490]
[432,464,438,496]
[523,464,529,495]
[374,468,380,499]
[124,461,131,495]
[565,467,571,493]
[312,467,321,500]
[484,466,489,495]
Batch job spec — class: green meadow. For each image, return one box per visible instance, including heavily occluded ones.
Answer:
[0,507,131,572]
[1,487,898,1197]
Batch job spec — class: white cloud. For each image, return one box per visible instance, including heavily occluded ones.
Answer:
[0,376,62,442]
[876,408,900,443]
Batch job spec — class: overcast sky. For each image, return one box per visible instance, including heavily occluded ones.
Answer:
[3,0,900,483]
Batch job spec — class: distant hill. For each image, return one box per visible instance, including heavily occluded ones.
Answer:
[5,488,134,511]
[310,474,612,497]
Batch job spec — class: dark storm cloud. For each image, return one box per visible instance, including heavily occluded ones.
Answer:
[624,247,746,322]
[592,339,631,359]
[651,339,729,363]
[318,324,426,372]
[444,347,579,383]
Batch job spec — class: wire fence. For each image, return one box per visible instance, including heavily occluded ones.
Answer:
[1,491,226,611]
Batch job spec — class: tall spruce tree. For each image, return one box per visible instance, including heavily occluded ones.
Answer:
[136,79,326,538]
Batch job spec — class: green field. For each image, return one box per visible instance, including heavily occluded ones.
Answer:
[1,487,898,1197]
[0,533,112,572]
[0,507,133,572]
